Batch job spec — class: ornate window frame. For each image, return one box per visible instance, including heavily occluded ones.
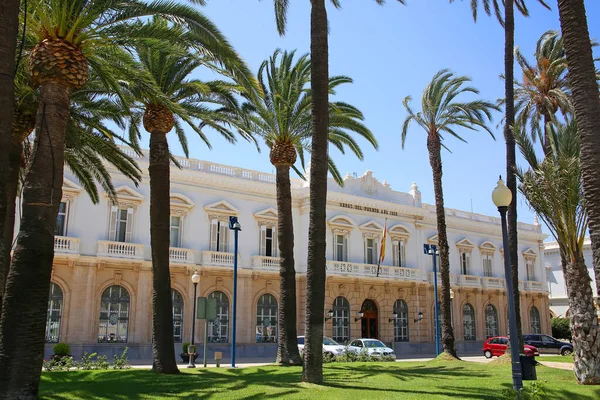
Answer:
[255,208,278,257]
[479,241,496,277]
[456,238,475,275]
[107,186,144,243]
[389,224,410,268]
[359,220,383,265]
[204,201,238,252]
[523,248,537,281]
[329,216,355,262]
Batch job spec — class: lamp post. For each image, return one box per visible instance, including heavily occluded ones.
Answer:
[492,176,523,391]
[423,243,440,356]
[229,216,241,368]
[355,311,364,322]
[188,270,200,368]
[324,310,334,322]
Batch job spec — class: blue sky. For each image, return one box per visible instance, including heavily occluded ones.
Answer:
[157,0,600,238]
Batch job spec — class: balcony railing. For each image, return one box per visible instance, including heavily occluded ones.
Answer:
[252,256,280,271]
[429,272,457,285]
[169,247,195,264]
[524,281,546,292]
[482,277,505,289]
[327,261,426,280]
[458,275,481,287]
[97,240,144,260]
[54,236,80,254]
[201,250,235,267]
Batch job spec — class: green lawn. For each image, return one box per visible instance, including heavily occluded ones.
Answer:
[538,355,575,364]
[39,360,599,400]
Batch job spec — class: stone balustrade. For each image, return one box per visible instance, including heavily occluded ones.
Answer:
[482,276,505,289]
[327,261,425,281]
[54,236,80,254]
[251,256,280,271]
[429,272,457,285]
[458,274,481,287]
[201,250,236,267]
[97,240,144,260]
[524,280,547,292]
[169,247,195,264]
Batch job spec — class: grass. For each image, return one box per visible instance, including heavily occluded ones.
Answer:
[538,355,575,364]
[39,360,600,400]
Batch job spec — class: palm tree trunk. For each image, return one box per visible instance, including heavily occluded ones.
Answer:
[504,0,524,352]
[0,0,21,310]
[557,0,600,302]
[563,250,600,384]
[0,137,23,318]
[542,112,552,157]
[275,164,302,366]
[0,82,69,399]
[148,131,179,374]
[302,0,328,384]
[427,134,457,358]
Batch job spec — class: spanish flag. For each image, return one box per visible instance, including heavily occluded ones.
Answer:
[379,219,387,265]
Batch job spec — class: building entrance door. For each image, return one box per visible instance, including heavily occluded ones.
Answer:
[360,299,378,339]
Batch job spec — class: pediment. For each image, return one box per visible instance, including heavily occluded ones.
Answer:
[428,234,439,244]
[170,193,194,214]
[204,200,239,215]
[111,185,145,204]
[479,241,496,253]
[254,207,278,221]
[456,238,475,249]
[62,178,82,200]
[389,224,410,240]
[329,215,356,228]
[522,248,537,259]
[359,220,383,232]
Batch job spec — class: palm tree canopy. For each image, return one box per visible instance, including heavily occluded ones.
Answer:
[238,49,378,184]
[449,0,550,27]
[271,0,406,36]
[401,69,498,149]
[516,120,586,261]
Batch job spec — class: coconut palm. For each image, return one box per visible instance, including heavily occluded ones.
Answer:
[401,69,497,358]
[450,0,551,352]
[272,0,405,383]
[516,120,600,384]
[513,30,571,155]
[129,24,254,373]
[0,0,250,395]
[557,0,600,312]
[238,49,377,366]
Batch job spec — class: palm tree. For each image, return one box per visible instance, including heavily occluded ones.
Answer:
[272,0,405,383]
[513,30,571,155]
[130,24,254,373]
[450,0,551,352]
[401,69,497,358]
[0,0,246,395]
[516,121,600,384]
[557,0,600,312]
[238,49,377,366]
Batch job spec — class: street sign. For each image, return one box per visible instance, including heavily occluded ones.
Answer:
[196,297,217,320]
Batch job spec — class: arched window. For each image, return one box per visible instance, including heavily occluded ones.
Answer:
[485,304,499,338]
[332,296,350,343]
[208,291,229,343]
[463,303,476,341]
[530,306,541,334]
[98,285,130,343]
[46,283,63,343]
[256,294,277,343]
[393,299,409,342]
[172,289,184,343]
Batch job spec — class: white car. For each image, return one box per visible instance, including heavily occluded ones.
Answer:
[348,339,395,357]
[297,336,346,356]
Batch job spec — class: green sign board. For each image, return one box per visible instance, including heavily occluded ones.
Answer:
[196,297,217,320]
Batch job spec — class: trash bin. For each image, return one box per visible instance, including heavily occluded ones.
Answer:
[520,355,537,381]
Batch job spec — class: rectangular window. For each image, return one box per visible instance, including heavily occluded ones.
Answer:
[55,201,68,236]
[365,238,376,265]
[460,252,471,275]
[526,259,536,281]
[392,240,407,267]
[210,220,229,252]
[260,226,277,257]
[265,228,273,257]
[170,216,181,248]
[116,209,128,242]
[483,254,493,277]
[109,206,133,243]
[335,234,348,262]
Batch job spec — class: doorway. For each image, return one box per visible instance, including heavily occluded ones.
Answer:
[360,299,378,339]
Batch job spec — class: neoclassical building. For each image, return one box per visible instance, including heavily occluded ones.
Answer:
[41,147,550,359]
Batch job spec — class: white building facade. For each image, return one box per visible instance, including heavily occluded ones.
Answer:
[43,147,550,359]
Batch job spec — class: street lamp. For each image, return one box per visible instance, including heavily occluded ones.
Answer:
[355,311,364,322]
[188,270,200,368]
[325,310,334,321]
[229,216,242,368]
[424,243,440,356]
[414,311,423,323]
[492,176,523,391]
[388,312,398,323]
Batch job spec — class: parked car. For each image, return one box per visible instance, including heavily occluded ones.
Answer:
[348,339,395,357]
[523,334,573,356]
[483,336,540,359]
[297,336,345,357]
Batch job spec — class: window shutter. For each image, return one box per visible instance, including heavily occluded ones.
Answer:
[260,226,266,256]
[466,252,471,274]
[64,201,70,236]
[392,242,399,267]
[210,220,218,251]
[400,240,406,267]
[374,240,378,264]
[125,208,134,243]
[108,206,118,241]
[364,239,367,264]
[272,227,278,257]
[343,236,348,262]
[178,215,184,248]
[219,223,229,252]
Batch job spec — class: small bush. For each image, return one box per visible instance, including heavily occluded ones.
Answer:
[53,343,70,357]
[331,346,395,363]
[112,348,130,369]
[43,356,73,371]
[551,318,571,341]
[500,381,546,400]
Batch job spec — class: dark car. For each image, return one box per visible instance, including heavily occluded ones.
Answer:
[523,334,573,356]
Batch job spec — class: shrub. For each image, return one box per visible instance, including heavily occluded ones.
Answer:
[500,381,546,400]
[182,342,196,354]
[112,348,130,369]
[53,343,70,357]
[551,318,571,341]
[43,356,73,371]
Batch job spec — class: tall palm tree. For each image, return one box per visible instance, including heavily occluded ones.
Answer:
[450,0,551,352]
[238,49,377,366]
[0,1,244,396]
[272,0,405,383]
[557,0,600,311]
[513,30,571,155]
[401,69,497,358]
[131,25,254,373]
[516,121,600,384]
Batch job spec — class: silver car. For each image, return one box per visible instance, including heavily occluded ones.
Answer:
[297,336,345,356]
[348,339,395,357]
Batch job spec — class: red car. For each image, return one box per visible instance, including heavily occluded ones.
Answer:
[483,336,539,358]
